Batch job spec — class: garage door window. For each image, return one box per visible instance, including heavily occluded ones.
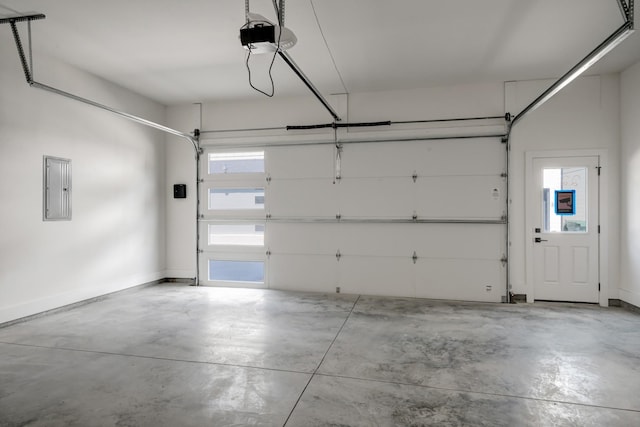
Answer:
[208,223,265,246]
[208,151,264,174]
[208,188,265,210]
[208,260,265,283]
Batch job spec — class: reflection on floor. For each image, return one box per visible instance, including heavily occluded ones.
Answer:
[1,284,639,426]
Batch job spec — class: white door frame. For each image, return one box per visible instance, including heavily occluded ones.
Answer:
[525,149,609,306]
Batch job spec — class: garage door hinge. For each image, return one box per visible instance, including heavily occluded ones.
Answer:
[266,249,271,258]
[501,255,508,266]
[412,251,418,264]
[336,250,341,261]
[266,174,272,184]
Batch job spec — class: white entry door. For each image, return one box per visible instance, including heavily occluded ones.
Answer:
[530,156,599,303]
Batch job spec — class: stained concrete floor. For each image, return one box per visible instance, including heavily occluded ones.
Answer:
[1,284,639,426]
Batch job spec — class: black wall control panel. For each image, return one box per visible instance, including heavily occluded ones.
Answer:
[173,184,187,199]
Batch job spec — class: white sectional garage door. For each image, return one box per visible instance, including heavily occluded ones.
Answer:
[200,136,507,302]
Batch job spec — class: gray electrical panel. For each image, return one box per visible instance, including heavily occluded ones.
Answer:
[43,156,72,221]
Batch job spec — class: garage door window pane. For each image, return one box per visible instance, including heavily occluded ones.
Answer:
[208,224,265,246]
[209,152,264,174]
[209,188,265,210]
[209,260,264,283]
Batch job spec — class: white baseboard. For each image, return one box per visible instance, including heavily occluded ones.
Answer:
[164,269,196,279]
[619,288,640,308]
[0,271,164,325]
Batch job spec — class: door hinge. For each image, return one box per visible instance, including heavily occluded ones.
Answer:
[598,283,601,291]
[598,225,601,234]
[596,166,601,176]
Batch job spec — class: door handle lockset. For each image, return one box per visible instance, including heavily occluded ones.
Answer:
[535,237,548,243]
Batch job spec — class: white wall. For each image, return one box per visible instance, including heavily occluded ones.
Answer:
[620,60,640,307]
[0,36,167,323]
[506,75,621,302]
[165,104,200,278]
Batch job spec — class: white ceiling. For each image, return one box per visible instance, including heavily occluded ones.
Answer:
[1,0,638,106]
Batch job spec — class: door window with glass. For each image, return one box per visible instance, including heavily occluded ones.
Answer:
[542,167,588,233]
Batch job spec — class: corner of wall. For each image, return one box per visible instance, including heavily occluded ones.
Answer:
[619,60,640,306]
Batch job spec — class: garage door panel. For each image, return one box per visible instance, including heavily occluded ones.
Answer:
[337,224,415,257]
[340,139,504,178]
[339,178,414,218]
[341,144,416,178]
[267,145,334,179]
[413,139,505,176]
[204,134,507,300]
[415,259,504,302]
[268,223,339,255]
[268,179,337,217]
[415,176,505,218]
[269,254,337,292]
[412,225,504,259]
[338,257,414,297]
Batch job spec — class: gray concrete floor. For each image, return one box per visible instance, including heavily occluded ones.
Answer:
[1,284,639,426]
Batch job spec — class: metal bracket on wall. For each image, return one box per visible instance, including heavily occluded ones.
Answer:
[618,0,635,25]
[0,13,45,24]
